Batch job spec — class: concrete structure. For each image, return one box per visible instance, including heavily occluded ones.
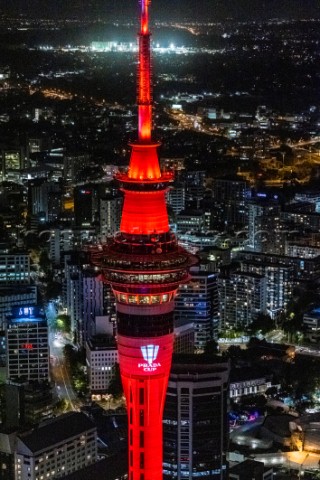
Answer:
[88,1,194,478]
[163,355,230,480]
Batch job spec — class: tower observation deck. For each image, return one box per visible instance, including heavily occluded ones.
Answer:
[90,1,195,479]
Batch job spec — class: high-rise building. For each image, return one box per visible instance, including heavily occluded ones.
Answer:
[212,176,250,229]
[89,1,194,479]
[4,379,53,429]
[0,252,30,285]
[163,355,230,480]
[240,259,294,320]
[99,194,122,240]
[48,229,73,266]
[218,271,267,330]
[6,306,49,382]
[174,266,220,349]
[0,285,37,329]
[167,183,186,216]
[28,179,61,222]
[247,197,282,254]
[64,256,106,346]
[74,184,99,228]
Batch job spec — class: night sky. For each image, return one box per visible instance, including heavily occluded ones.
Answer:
[1,0,320,21]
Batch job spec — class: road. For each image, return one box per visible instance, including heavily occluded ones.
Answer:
[46,302,78,410]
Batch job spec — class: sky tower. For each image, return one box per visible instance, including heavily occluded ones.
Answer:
[90,1,194,479]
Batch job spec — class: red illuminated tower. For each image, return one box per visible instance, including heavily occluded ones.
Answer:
[90,1,194,479]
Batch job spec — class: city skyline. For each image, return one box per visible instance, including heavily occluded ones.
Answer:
[1,0,320,477]
[1,0,320,20]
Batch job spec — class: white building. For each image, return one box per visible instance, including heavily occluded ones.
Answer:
[86,334,118,398]
[15,412,97,480]
[218,271,266,329]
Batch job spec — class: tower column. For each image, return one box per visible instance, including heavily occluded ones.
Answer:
[89,0,195,479]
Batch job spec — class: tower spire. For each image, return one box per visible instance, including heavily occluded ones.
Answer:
[138,0,152,142]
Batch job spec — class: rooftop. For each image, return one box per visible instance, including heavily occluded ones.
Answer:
[18,412,95,453]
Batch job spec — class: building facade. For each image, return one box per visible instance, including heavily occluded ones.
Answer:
[163,356,230,480]
[15,412,97,480]
[175,267,219,349]
[6,306,49,382]
[86,334,118,397]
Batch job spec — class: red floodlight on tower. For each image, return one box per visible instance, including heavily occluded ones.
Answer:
[90,1,195,479]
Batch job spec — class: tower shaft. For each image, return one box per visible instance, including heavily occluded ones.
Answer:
[90,1,195,479]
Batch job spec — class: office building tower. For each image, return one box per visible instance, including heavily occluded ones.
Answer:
[6,306,49,382]
[15,412,97,480]
[28,179,61,223]
[247,197,282,253]
[74,184,99,228]
[240,259,294,320]
[89,1,194,479]
[64,256,105,346]
[175,266,219,349]
[64,153,91,182]
[0,285,37,329]
[81,272,104,345]
[0,252,30,285]
[4,379,53,429]
[99,194,122,240]
[212,176,250,229]
[218,271,267,330]
[163,355,230,480]
[64,255,83,337]
[167,183,186,216]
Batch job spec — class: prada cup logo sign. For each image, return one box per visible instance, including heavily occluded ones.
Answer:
[139,345,161,372]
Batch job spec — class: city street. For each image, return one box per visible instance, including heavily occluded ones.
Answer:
[46,302,78,410]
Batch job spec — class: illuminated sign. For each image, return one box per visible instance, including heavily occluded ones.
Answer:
[138,345,161,372]
[21,343,33,350]
[18,307,35,317]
